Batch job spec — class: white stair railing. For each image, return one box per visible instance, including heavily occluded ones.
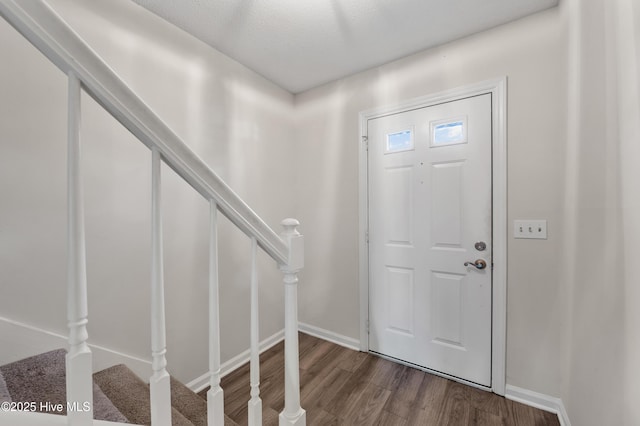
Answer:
[66,71,93,425]
[150,147,172,426]
[279,220,306,426]
[207,201,225,426]
[248,237,262,426]
[0,1,306,426]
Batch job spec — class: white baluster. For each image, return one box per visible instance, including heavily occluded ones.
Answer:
[279,219,306,426]
[207,200,225,426]
[248,237,262,426]
[151,147,171,426]
[66,72,93,426]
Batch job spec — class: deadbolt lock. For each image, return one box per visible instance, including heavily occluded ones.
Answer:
[475,241,487,251]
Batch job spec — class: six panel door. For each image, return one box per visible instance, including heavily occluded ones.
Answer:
[368,94,492,386]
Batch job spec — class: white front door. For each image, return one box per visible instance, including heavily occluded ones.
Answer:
[368,94,492,386]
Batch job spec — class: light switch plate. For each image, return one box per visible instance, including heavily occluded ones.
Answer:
[514,220,547,239]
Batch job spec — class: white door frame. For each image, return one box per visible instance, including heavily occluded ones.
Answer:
[358,77,507,395]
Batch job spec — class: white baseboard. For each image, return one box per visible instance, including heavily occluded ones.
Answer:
[0,316,152,380]
[186,329,285,393]
[2,314,360,396]
[0,316,571,426]
[298,322,360,351]
[505,384,571,426]
[186,323,362,393]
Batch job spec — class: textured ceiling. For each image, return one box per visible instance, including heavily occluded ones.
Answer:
[131,0,559,94]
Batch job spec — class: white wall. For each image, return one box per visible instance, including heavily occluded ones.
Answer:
[617,2,640,423]
[618,0,640,422]
[561,0,624,423]
[294,0,640,424]
[294,6,569,398]
[0,0,296,382]
[2,0,639,423]
[562,0,640,424]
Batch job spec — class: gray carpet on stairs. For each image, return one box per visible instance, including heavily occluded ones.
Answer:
[0,349,237,426]
[0,370,11,403]
[0,349,128,422]
[169,376,207,426]
[93,364,206,426]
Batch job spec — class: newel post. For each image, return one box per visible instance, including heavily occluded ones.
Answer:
[279,219,306,426]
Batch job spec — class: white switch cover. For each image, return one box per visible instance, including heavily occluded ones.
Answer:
[514,220,547,239]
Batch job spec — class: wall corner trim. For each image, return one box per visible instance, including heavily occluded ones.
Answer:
[298,322,360,351]
[505,384,571,426]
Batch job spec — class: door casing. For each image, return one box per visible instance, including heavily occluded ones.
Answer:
[358,78,507,395]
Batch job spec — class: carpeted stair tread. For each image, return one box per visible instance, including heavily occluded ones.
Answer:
[0,369,12,403]
[91,381,130,423]
[0,349,128,423]
[1,351,243,425]
[93,364,194,426]
[169,376,207,426]
[166,375,239,425]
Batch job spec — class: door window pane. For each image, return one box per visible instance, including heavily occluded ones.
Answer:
[431,117,467,147]
[385,129,414,153]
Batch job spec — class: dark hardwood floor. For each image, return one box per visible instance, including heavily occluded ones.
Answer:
[200,333,560,426]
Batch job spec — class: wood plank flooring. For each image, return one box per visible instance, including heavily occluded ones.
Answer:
[200,333,560,426]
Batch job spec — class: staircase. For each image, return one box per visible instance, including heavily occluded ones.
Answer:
[0,349,237,425]
[0,1,306,425]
